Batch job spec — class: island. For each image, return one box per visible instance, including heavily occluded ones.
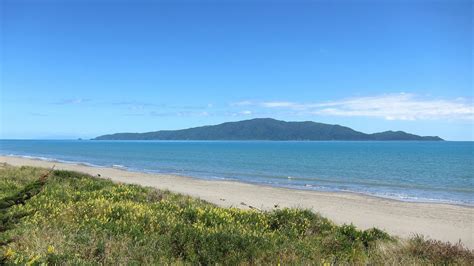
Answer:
[94,118,443,141]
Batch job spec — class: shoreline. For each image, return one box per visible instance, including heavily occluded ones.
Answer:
[2,153,471,207]
[1,155,473,248]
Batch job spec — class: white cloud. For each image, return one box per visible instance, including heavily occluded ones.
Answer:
[240,110,252,115]
[260,93,474,121]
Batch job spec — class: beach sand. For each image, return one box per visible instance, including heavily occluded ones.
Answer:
[1,155,473,248]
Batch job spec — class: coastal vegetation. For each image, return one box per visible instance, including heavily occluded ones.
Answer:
[1,164,471,265]
[94,118,443,141]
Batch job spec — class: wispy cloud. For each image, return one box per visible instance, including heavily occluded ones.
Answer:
[231,100,253,106]
[113,101,164,107]
[111,100,214,118]
[52,98,91,105]
[149,111,210,117]
[240,110,252,115]
[114,101,212,111]
[259,93,474,120]
[29,112,48,117]
[261,101,297,108]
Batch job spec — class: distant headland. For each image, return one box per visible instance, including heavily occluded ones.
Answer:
[93,118,443,141]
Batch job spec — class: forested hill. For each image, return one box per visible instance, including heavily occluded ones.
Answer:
[94,118,443,141]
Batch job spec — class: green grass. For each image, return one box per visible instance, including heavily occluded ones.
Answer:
[0,164,472,265]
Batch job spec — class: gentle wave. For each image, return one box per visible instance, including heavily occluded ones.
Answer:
[244,179,474,206]
[4,153,103,168]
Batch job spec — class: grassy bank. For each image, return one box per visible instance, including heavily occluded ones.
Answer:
[0,165,472,265]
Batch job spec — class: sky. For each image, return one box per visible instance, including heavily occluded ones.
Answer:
[0,0,473,140]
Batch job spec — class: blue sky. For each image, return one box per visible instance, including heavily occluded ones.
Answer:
[1,0,472,140]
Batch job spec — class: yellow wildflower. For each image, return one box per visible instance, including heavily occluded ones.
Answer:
[47,245,55,254]
[4,247,15,258]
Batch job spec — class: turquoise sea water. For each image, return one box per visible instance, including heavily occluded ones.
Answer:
[0,140,473,205]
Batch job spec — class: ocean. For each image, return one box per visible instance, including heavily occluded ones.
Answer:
[1,140,473,206]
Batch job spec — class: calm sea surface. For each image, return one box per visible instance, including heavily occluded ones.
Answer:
[1,140,473,205]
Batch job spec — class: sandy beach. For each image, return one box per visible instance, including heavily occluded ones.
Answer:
[1,155,473,249]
